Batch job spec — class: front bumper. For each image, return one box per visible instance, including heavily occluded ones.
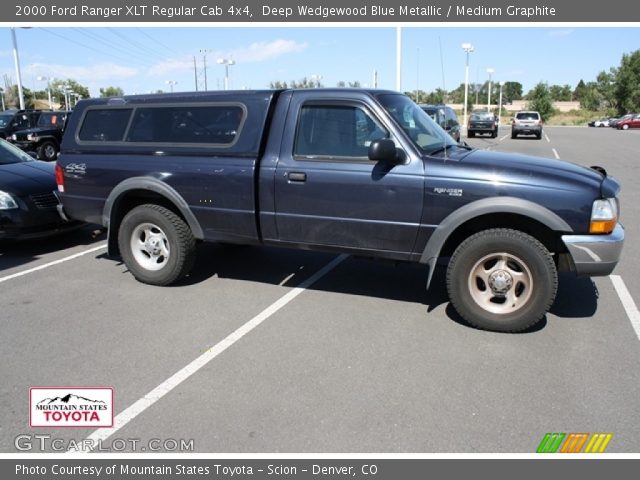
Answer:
[562,223,624,276]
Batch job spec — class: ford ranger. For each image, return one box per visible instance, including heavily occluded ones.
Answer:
[55,89,624,332]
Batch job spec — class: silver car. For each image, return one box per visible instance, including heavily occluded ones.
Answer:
[511,111,543,139]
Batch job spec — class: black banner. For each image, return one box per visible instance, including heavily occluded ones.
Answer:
[3,459,640,479]
[5,0,640,23]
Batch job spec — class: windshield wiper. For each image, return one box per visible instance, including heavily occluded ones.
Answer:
[428,143,472,156]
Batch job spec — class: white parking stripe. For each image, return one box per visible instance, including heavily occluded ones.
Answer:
[545,133,551,143]
[552,148,560,159]
[0,243,107,284]
[610,275,640,341]
[499,134,509,142]
[71,253,349,452]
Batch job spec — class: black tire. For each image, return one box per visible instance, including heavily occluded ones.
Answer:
[446,228,557,332]
[118,204,196,285]
[492,129,497,138]
[511,131,517,139]
[536,132,542,140]
[468,131,475,138]
[37,141,58,161]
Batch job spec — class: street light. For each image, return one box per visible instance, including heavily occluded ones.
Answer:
[37,76,53,110]
[10,28,25,110]
[165,80,177,93]
[0,88,5,111]
[487,68,495,111]
[461,43,474,128]
[498,81,505,125]
[199,49,210,91]
[217,58,235,91]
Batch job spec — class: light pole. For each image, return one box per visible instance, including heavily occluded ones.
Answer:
[461,42,474,128]
[217,58,235,91]
[310,74,322,88]
[487,68,495,111]
[0,88,5,111]
[37,76,53,110]
[498,81,505,125]
[200,49,210,91]
[10,28,25,110]
[165,80,177,93]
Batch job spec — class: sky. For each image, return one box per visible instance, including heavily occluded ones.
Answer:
[0,26,638,99]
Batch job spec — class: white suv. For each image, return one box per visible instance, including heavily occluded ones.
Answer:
[512,111,543,140]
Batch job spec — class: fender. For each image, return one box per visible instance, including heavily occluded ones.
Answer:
[420,196,573,289]
[103,177,204,253]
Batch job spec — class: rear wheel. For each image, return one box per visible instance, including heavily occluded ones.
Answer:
[446,229,557,332]
[536,132,542,140]
[37,141,58,161]
[468,131,475,138]
[622,124,629,130]
[511,131,517,139]
[118,204,196,285]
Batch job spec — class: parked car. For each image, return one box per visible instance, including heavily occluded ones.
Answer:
[56,89,623,333]
[588,117,610,127]
[609,114,633,128]
[512,111,543,139]
[0,138,77,240]
[0,110,44,140]
[616,113,640,130]
[419,104,461,142]
[8,111,69,161]
[467,110,498,138]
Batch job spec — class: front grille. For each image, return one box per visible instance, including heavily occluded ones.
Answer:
[30,191,59,209]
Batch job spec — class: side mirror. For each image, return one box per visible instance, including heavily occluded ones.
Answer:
[368,138,403,165]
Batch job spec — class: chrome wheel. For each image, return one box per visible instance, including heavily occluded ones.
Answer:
[130,222,170,271]
[467,252,533,315]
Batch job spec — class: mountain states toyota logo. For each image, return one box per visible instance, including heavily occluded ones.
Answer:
[29,387,114,428]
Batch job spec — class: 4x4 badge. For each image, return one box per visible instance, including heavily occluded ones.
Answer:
[65,163,87,175]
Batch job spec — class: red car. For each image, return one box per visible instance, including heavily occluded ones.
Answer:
[617,113,640,130]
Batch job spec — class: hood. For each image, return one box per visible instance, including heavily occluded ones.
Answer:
[0,161,56,196]
[461,149,604,194]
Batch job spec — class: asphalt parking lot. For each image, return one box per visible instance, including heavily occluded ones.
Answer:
[1,126,639,453]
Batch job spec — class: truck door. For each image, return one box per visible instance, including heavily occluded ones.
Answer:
[273,93,424,258]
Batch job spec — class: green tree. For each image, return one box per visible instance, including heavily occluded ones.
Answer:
[573,79,588,101]
[269,80,288,89]
[549,84,573,101]
[579,83,602,111]
[99,86,124,97]
[614,49,640,114]
[50,79,90,109]
[526,82,556,120]
[502,81,523,102]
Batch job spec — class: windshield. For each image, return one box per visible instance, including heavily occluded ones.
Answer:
[0,114,14,128]
[377,94,457,154]
[0,139,34,164]
[471,112,494,120]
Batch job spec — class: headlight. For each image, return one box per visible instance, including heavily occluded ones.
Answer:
[590,198,618,234]
[27,133,36,141]
[0,190,18,210]
[11,134,17,141]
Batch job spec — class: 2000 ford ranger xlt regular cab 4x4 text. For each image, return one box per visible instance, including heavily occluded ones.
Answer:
[55,89,624,332]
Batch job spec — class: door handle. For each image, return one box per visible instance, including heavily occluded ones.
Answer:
[287,172,307,183]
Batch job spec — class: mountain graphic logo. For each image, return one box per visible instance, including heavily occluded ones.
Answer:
[30,387,114,428]
[37,394,106,405]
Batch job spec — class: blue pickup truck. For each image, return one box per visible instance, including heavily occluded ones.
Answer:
[55,89,624,332]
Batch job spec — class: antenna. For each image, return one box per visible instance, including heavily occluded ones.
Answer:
[438,37,449,158]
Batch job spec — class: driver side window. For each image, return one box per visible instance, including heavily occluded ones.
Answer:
[294,104,387,159]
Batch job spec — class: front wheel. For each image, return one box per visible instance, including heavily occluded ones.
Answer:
[622,124,629,130]
[118,204,196,285]
[446,229,558,332]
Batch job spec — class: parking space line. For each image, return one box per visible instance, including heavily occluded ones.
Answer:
[499,134,509,142]
[0,243,107,284]
[545,133,551,143]
[552,148,560,159]
[610,275,640,341]
[72,253,349,452]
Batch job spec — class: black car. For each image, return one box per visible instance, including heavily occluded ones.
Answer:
[468,110,498,138]
[0,110,43,140]
[419,104,461,142]
[9,111,69,161]
[0,139,77,240]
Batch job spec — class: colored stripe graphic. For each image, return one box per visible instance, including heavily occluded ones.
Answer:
[584,433,613,453]
[560,433,589,453]
[537,433,613,453]
[537,433,565,453]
